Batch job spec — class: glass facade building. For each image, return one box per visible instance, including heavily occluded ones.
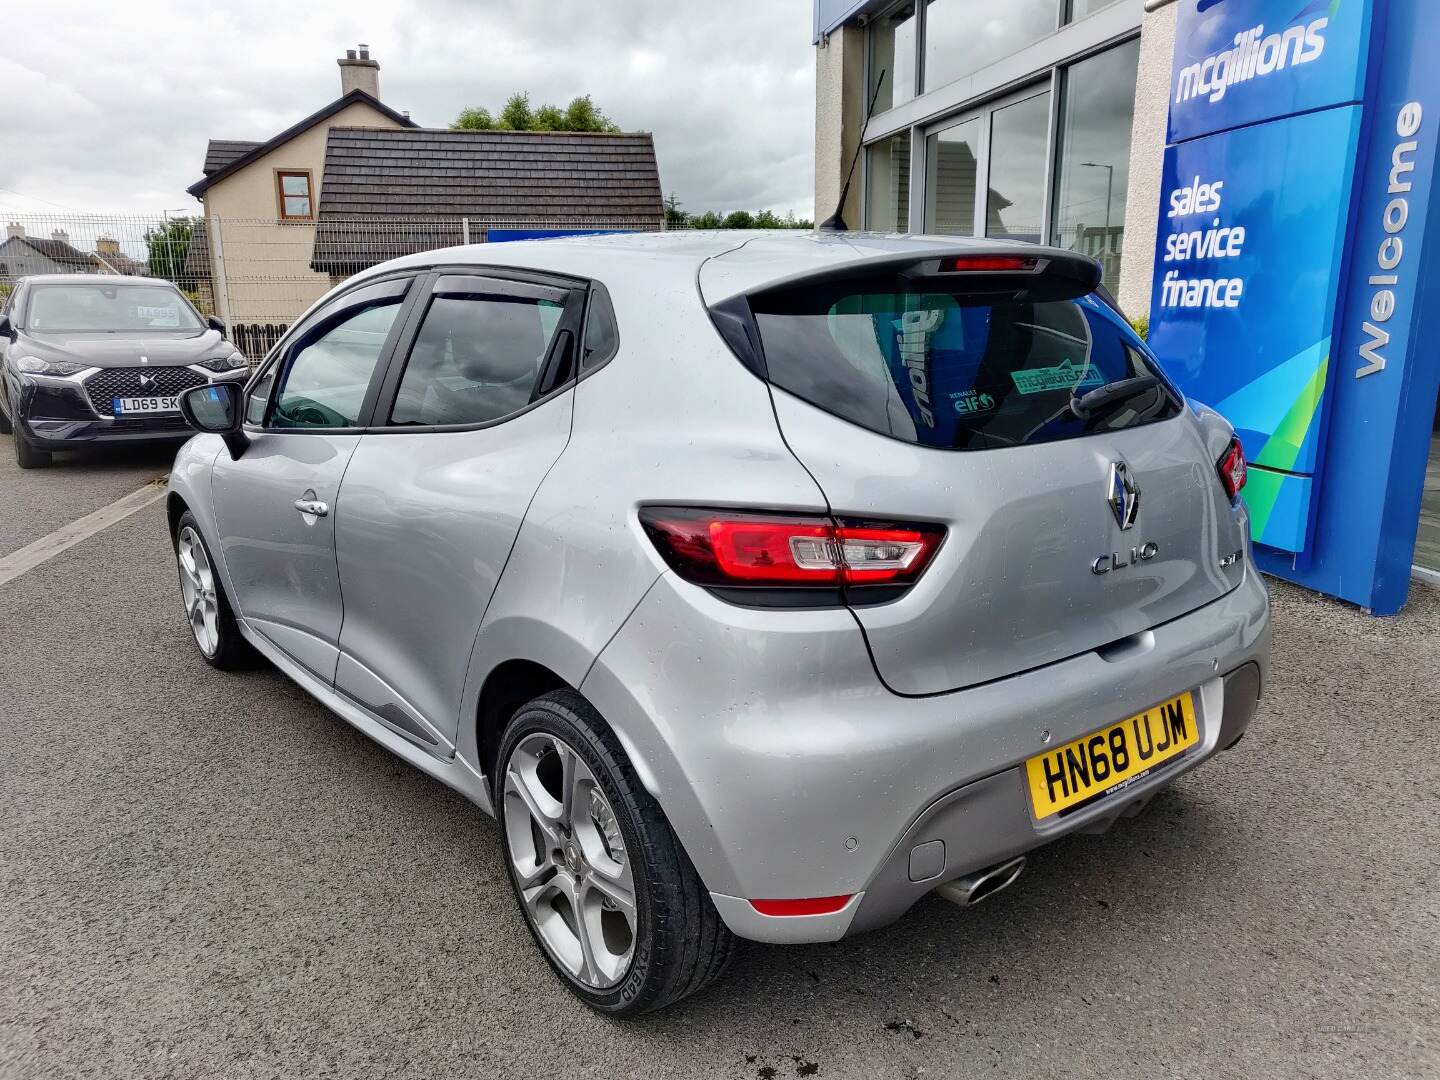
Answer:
[856,0,1136,291]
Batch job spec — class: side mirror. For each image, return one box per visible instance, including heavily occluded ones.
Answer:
[0,315,12,339]
[206,315,226,333]
[179,383,249,460]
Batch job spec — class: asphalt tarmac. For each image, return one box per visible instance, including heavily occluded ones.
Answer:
[1,439,1434,1079]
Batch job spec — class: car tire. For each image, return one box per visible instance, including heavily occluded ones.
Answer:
[0,403,12,435]
[13,430,50,469]
[496,689,736,1016]
[173,511,251,670]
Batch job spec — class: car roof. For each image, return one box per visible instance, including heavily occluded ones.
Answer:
[17,273,174,286]
[352,230,1060,302]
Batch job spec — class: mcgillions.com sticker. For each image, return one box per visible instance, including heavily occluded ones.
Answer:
[1011,358,1105,395]
[952,390,995,415]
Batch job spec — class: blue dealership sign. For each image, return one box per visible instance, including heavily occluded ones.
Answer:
[1149,106,1363,551]
[1167,0,1374,144]
[1150,0,1440,613]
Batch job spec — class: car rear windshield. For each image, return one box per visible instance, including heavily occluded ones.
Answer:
[25,284,203,333]
[749,278,1179,450]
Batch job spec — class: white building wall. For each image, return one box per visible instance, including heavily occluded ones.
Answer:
[814,24,865,229]
[1117,0,1178,321]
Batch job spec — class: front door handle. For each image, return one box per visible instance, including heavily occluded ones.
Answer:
[294,497,329,518]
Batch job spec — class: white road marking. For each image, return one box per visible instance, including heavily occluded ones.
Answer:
[0,479,168,588]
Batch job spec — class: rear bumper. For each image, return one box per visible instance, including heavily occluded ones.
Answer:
[581,565,1270,945]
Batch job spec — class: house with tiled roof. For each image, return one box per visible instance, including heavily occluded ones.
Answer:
[0,225,102,278]
[185,46,664,327]
[184,45,418,323]
[310,126,664,275]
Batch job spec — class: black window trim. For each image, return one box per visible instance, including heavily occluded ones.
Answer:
[245,271,421,435]
[578,280,620,376]
[363,263,595,436]
[239,261,621,438]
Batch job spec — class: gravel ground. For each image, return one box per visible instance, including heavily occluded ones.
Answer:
[0,441,1435,1080]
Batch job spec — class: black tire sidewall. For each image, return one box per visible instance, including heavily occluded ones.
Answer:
[174,510,244,669]
[495,694,659,1015]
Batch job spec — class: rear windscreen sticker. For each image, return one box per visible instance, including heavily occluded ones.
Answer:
[895,308,944,427]
[1011,358,1104,395]
[952,390,995,415]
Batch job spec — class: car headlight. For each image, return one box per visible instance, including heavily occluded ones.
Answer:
[197,352,250,373]
[15,356,86,377]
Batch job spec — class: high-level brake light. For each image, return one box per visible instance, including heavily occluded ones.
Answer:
[938,255,1037,273]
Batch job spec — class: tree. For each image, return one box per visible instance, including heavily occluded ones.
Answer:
[144,217,195,283]
[664,192,689,228]
[676,208,813,230]
[499,92,535,131]
[451,92,621,133]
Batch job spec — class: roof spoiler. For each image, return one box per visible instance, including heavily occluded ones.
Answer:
[707,247,1105,380]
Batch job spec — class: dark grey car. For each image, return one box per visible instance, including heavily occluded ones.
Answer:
[0,275,250,467]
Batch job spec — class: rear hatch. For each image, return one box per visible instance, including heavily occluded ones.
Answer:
[703,243,1248,696]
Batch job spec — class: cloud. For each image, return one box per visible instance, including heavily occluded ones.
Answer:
[0,0,816,219]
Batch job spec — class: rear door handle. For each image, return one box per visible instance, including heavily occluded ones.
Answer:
[294,498,329,518]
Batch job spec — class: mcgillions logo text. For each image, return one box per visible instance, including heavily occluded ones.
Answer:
[1175,17,1328,106]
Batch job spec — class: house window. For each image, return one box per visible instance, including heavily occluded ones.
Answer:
[276,170,314,220]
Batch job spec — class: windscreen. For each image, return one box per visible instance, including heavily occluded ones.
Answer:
[26,284,203,332]
[750,279,1178,450]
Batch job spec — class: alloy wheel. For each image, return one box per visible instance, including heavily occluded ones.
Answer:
[502,731,638,989]
[176,525,220,657]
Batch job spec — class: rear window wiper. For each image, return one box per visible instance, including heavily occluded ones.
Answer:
[1070,375,1160,421]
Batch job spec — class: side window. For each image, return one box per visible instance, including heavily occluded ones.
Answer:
[271,300,402,429]
[389,292,568,427]
[582,284,619,370]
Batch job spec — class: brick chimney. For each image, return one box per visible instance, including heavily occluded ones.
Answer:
[6,222,23,239]
[97,236,120,255]
[338,44,380,99]
[51,229,70,243]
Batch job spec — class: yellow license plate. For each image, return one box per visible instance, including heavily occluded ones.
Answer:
[1025,692,1199,820]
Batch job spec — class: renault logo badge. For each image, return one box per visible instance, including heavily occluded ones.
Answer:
[1108,461,1140,531]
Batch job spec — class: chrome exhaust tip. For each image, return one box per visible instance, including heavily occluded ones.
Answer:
[933,855,1026,908]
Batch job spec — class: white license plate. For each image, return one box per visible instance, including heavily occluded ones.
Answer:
[113,395,180,416]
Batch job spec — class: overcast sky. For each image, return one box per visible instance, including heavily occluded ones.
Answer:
[0,0,816,220]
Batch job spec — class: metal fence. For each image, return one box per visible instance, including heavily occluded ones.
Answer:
[0,212,666,361]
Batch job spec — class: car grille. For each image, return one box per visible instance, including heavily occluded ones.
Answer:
[83,366,208,416]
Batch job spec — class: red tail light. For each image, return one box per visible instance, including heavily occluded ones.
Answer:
[1217,437,1247,501]
[638,507,944,591]
[938,255,1036,273]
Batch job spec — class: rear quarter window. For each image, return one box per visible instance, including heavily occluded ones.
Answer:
[749,281,1177,450]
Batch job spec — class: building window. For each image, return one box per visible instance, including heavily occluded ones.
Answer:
[923,117,980,235]
[985,89,1051,243]
[868,3,918,112]
[276,170,314,220]
[1050,38,1140,292]
[865,132,911,231]
[923,0,1060,93]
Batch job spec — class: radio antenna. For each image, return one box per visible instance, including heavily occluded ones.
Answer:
[818,69,887,232]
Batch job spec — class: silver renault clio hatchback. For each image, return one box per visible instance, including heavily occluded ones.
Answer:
[168,231,1269,1015]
